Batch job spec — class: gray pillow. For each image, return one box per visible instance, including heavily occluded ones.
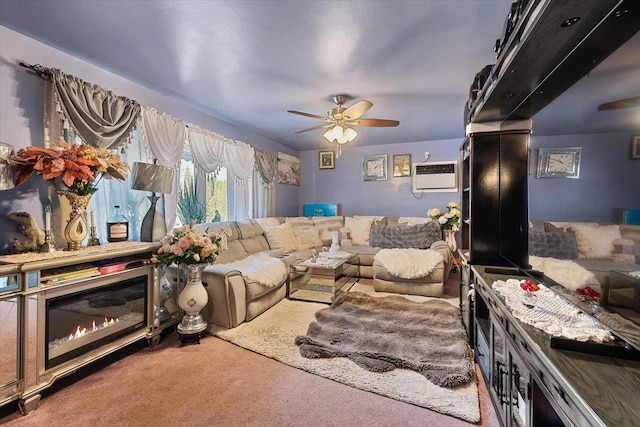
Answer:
[528,230,578,259]
[369,222,439,249]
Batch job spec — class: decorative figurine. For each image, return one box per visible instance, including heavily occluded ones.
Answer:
[8,211,46,253]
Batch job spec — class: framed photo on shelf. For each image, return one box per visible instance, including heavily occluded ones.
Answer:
[632,135,640,160]
[363,155,388,181]
[536,147,581,178]
[318,151,335,169]
[392,154,411,177]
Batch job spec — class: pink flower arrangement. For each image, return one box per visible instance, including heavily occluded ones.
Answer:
[151,221,224,266]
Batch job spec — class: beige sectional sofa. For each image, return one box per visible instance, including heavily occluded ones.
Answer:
[168,216,452,329]
[529,221,640,289]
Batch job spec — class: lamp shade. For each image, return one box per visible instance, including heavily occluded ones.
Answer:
[130,162,174,194]
[337,128,357,144]
[0,142,15,190]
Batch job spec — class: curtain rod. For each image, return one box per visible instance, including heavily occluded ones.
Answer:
[19,62,52,80]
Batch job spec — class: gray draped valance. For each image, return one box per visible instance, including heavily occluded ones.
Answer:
[254,149,277,187]
[51,68,140,149]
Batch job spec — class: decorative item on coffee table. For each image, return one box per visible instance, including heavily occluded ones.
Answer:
[151,221,224,345]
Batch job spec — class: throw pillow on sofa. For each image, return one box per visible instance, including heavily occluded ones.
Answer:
[264,222,298,253]
[293,227,322,250]
[369,222,440,249]
[570,223,622,259]
[528,230,578,259]
[344,216,378,245]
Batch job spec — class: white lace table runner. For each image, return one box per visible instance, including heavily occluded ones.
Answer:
[492,279,614,343]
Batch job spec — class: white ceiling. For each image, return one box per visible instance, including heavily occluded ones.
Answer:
[1,0,638,152]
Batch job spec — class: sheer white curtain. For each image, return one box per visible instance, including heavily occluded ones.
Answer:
[224,140,255,220]
[188,125,226,209]
[140,107,186,231]
[91,127,147,241]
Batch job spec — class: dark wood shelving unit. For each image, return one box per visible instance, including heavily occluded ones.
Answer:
[459,129,530,268]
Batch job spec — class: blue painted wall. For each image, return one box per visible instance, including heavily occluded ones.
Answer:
[298,139,463,217]
[528,132,640,223]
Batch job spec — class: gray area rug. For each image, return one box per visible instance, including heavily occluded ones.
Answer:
[213,288,480,423]
[295,291,475,388]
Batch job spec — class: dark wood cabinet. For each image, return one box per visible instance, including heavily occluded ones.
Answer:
[471,267,640,427]
[460,128,530,268]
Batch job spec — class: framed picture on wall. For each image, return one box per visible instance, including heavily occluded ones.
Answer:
[363,155,388,181]
[319,150,335,169]
[392,154,412,177]
[632,135,640,160]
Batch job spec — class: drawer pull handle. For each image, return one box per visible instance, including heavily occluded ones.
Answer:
[553,383,568,404]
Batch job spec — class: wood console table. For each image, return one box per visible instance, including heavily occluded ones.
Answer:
[0,242,179,415]
[465,265,640,427]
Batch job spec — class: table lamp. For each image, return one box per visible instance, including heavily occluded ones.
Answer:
[130,160,175,242]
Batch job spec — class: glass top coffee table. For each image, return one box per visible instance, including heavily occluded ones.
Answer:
[288,252,359,303]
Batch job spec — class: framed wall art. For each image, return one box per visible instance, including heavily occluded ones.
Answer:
[277,152,300,185]
[632,135,640,160]
[318,150,335,169]
[392,154,411,177]
[363,155,387,181]
[536,147,581,178]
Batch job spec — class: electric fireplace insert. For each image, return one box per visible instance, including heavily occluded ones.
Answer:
[45,275,147,369]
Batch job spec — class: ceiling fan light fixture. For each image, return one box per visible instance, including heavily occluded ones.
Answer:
[331,125,344,140]
[338,127,357,144]
[323,128,335,142]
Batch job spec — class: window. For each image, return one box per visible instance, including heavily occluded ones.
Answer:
[177,155,228,226]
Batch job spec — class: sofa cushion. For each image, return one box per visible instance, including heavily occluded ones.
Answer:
[241,236,271,254]
[311,216,344,230]
[570,223,621,259]
[285,217,314,231]
[235,220,257,239]
[397,217,433,226]
[620,224,640,238]
[369,222,440,249]
[216,240,249,264]
[264,222,298,253]
[544,221,598,233]
[343,245,380,266]
[528,230,578,259]
[293,227,322,250]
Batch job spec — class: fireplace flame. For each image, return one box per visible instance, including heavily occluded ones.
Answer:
[67,317,119,341]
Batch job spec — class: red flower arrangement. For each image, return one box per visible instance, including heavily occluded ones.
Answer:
[577,286,601,300]
[9,138,128,195]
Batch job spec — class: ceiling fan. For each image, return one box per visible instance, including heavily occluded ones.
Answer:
[597,96,640,111]
[287,95,399,156]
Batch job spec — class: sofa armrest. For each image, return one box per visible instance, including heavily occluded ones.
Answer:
[430,240,452,282]
[167,264,247,329]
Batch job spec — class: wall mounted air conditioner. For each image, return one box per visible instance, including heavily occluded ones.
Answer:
[412,161,458,193]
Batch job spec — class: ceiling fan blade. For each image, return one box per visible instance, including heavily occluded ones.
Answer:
[294,124,333,134]
[597,96,640,111]
[350,118,400,127]
[343,100,373,120]
[287,110,330,121]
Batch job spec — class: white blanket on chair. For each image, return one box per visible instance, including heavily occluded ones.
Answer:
[375,248,443,279]
[226,253,288,287]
